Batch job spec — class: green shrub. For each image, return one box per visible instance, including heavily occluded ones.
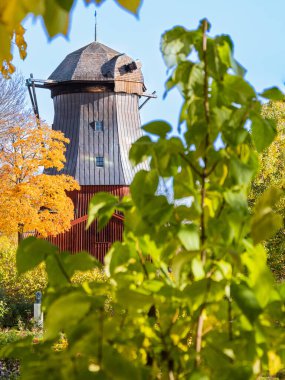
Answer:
[0,330,34,379]
[0,300,8,326]
[0,296,33,329]
[71,268,107,284]
[0,236,47,302]
[0,236,107,328]
[0,236,46,328]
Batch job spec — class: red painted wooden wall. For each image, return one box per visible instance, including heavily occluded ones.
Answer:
[46,185,129,262]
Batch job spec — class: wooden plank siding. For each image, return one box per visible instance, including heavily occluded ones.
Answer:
[48,91,148,185]
[46,185,129,260]
[45,90,148,259]
[116,93,148,184]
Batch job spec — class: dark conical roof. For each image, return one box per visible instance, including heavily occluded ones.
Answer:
[49,42,119,81]
[48,42,145,94]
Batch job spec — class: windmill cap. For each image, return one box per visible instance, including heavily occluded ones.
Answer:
[48,41,146,95]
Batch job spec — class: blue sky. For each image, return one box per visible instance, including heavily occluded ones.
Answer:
[14,0,285,132]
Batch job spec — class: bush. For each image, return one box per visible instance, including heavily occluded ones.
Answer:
[71,268,107,284]
[0,236,47,328]
[0,236,107,328]
[0,301,8,327]
[0,296,33,330]
[0,236,47,301]
[0,330,34,379]
[0,330,33,347]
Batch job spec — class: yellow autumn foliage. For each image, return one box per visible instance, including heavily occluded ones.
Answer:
[0,119,80,238]
[250,101,285,280]
[258,101,285,190]
[256,102,285,224]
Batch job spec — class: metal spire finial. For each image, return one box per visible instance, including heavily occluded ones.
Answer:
[94,10,97,41]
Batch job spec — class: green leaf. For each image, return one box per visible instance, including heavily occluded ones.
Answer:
[231,282,262,323]
[45,251,95,286]
[184,279,210,311]
[87,192,119,229]
[116,288,153,310]
[215,35,246,77]
[16,237,57,275]
[141,195,173,226]
[63,251,101,276]
[143,279,164,293]
[105,242,132,276]
[174,166,194,199]
[55,0,73,11]
[45,254,71,286]
[151,137,184,176]
[191,257,205,280]
[222,74,256,104]
[172,251,195,285]
[230,154,258,186]
[251,187,283,244]
[142,120,172,138]
[251,115,276,152]
[252,211,282,245]
[115,0,142,15]
[102,346,146,380]
[254,186,283,217]
[43,0,70,37]
[161,27,192,68]
[45,291,91,339]
[224,188,248,213]
[178,224,200,251]
[216,37,232,69]
[190,372,210,380]
[130,170,158,207]
[231,59,246,77]
[260,87,284,101]
[129,135,153,165]
[242,242,274,308]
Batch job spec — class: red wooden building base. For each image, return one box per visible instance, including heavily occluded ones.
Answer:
[46,185,129,262]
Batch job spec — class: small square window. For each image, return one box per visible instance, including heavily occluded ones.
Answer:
[95,120,104,132]
[96,156,104,167]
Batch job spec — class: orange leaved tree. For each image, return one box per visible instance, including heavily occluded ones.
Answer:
[0,118,80,242]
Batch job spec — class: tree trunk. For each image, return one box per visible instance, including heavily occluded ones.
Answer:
[18,223,24,245]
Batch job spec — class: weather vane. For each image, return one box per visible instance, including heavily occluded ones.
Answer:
[94,10,97,41]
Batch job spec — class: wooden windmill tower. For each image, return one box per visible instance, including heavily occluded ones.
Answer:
[27,40,154,261]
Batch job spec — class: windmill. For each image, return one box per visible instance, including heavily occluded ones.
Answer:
[26,37,155,261]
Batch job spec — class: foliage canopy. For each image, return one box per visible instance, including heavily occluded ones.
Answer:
[250,101,285,280]
[1,19,285,379]
[0,119,79,239]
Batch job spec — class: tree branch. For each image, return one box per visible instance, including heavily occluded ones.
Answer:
[200,18,210,263]
[195,18,210,369]
[227,297,233,341]
[54,254,72,284]
[179,153,203,177]
[206,160,219,176]
[135,239,149,279]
